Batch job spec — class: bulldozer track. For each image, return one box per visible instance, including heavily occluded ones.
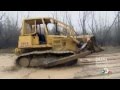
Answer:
[15,50,92,68]
[15,50,76,68]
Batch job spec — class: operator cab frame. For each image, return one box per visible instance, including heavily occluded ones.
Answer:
[21,17,77,44]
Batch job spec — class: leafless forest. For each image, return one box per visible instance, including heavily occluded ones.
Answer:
[0,11,120,49]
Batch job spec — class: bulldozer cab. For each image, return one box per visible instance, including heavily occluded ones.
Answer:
[21,18,47,44]
[22,18,76,35]
[18,17,80,51]
[21,18,76,45]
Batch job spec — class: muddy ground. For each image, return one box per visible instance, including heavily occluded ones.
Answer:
[0,46,120,79]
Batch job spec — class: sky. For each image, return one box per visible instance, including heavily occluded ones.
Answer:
[1,11,117,32]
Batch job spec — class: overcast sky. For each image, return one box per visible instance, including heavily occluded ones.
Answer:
[2,11,117,31]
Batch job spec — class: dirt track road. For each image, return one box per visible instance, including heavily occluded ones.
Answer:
[0,47,120,79]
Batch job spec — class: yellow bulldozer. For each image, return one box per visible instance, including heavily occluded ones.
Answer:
[15,17,103,68]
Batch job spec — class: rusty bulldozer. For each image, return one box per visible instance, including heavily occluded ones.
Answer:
[15,17,103,68]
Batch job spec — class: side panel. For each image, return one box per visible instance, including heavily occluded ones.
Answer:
[32,35,39,45]
[47,35,78,51]
[18,35,39,48]
[65,37,77,51]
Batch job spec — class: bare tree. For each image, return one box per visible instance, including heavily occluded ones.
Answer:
[0,12,6,41]
[64,11,73,27]
[87,11,110,45]
[88,11,96,35]
[0,11,20,48]
[0,12,5,21]
[26,11,30,18]
[15,11,19,30]
[63,11,78,36]
[103,12,118,40]
[112,11,120,45]
[88,11,120,46]
[78,11,91,35]
[51,11,58,20]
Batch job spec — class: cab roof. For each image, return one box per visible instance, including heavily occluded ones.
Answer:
[23,17,56,24]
